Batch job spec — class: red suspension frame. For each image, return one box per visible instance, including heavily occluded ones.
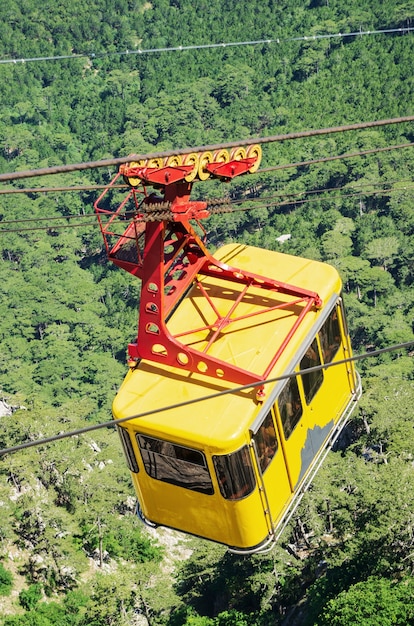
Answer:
[93,154,322,395]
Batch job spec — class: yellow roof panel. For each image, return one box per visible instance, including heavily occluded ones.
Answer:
[112,244,341,450]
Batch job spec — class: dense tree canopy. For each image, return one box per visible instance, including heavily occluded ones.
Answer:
[0,0,413,624]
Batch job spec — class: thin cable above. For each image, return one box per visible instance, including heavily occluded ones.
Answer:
[0,27,412,65]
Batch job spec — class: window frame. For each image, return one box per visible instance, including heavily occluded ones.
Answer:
[213,446,256,501]
[300,336,324,404]
[117,426,139,473]
[278,375,303,440]
[252,410,278,474]
[319,305,342,364]
[136,433,214,495]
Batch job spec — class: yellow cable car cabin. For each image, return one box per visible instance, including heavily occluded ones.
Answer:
[93,150,361,554]
[112,244,361,554]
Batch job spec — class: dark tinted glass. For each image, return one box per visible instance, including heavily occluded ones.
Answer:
[118,426,139,473]
[300,338,323,404]
[253,411,278,473]
[137,434,213,495]
[320,308,341,363]
[213,446,256,500]
[278,376,303,439]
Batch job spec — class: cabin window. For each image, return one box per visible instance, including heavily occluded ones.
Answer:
[117,426,139,473]
[320,307,341,363]
[253,411,278,473]
[300,338,324,404]
[136,434,213,495]
[278,376,303,439]
[213,446,256,500]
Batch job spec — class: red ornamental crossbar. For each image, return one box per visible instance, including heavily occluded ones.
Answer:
[93,149,322,396]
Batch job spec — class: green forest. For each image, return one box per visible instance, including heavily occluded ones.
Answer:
[0,0,413,624]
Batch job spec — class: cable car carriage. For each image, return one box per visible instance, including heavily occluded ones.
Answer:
[94,147,361,554]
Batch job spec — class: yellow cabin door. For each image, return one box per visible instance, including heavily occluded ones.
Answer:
[317,303,357,428]
[275,331,352,492]
[251,408,292,532]
[273,372,312,491]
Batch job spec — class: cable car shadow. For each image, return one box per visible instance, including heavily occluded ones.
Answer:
[172,533,393,623]
[172,543,270,618]
[189,283,306,317]
[282,535,397,625]
[140,362,257,400]
[182,287,304,356]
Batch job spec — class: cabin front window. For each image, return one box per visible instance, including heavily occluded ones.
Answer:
[213,446,256,500]
[136,434,213,495]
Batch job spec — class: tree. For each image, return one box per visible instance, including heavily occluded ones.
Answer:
[19,584,42,611]
[340,256,371,299]
[212,64,255,107]
[362,266,395,307]
[0,562,13,596]
[321,231,353,261]
[169,607,213,626]
[220,611,255,625]
[363,236,400,271]
[77,571,136,626]
[319,576,414,625]
[1,2,414,625]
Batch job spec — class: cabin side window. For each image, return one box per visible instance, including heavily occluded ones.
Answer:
[252,411,278,473]
[117,426,139,473]
[278,376,303,440]
[213,446,256,500]
[319,307,341,364]
[300,337,324,404]
[136,434,213,495]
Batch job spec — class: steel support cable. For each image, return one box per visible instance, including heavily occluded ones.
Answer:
[258,142,414,174]
[0,174,412,216]
[0,213,103,224]
[209,183,414,215]
[0,116,413,182]
[0,340,413,458]
[0,139,412,199]
[0,142,411,230]
[0,221,98,233]
[0,184,128,195]
[223,177,414,207]
[0,137,411,211]
[0,143,411,224]
[1,183,413,233]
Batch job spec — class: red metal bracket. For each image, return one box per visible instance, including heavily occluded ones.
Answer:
[205,157,257,179]
[94,152,322,394]
[120,164,195,186]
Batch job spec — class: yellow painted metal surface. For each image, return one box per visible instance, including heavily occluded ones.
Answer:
[113,244,359,550]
